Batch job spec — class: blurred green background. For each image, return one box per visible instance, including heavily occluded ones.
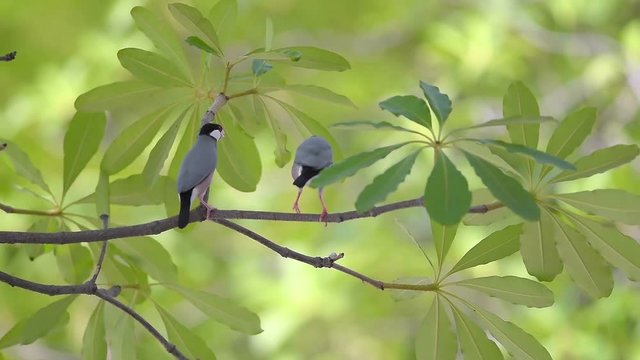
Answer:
[1,0,639,359]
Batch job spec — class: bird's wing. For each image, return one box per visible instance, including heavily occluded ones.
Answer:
[294,136,333,169]
[177,140,218,193]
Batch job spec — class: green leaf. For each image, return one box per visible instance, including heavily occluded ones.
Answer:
[63,112,106,197]
[355,150,421,212]
[95,170,110,218]
[449,116,555,135]
[79,174,166,206]
[451,306,504,360]
[488,145,528,176]
[555,189,640,225]
[272,100,343,161]
[571,216,640,281]
[431,219,458,267]
[265,17,273,51]
[269,46,350,71]
[464,152,539,221]
[143,109,187,185]
[207,0,237,41]
[168,285,262,334]
[168,3,221,56]
[118,48,191,87]
[114,237,178,282]
[0,296,77,348]
[332,120,423,136]
[474,307,552,360]
[550,144,640,183]
[130,6,190,75]
[456,276,554,308]
[521,210,563,281]
[82,302,106,360]
[252,59,272,77]
[281,84,355,108]
[168,105,201,178]
[419,81,452,127]
[185,35,217,54]
[75,81,174,112]
[2,141,51,194]
[479,139,575,170]
[310,142,412,188]
[463,188,518,226]
[156,304,217,359]
[379,95,431,129]
[388,277,432,301]
[109,311,135,360]
[449,224,522,275]
[255,97,290,167]
[415,295,457,360]
[545,107,596,159]
[101,107,173,174]
[55,244,93,283]
[547,210,613,298]
[215,116,262,192]
[502,81,540,148]
[24,218,56,260]
[424,150,471,225]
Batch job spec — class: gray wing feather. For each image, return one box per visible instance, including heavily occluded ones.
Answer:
[177,138,218,193]
[294,136,333,169]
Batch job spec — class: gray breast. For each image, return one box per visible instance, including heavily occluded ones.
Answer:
[176,136,218,193]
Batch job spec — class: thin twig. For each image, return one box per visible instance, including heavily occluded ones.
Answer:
[0,198,501,245]
[0,202,61,216]
[88,215,110,284]
[0,270,188,360]
[0,51,16,62]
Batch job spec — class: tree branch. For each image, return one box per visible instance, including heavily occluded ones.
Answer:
[0,198,502,244]
[0,270,188,360]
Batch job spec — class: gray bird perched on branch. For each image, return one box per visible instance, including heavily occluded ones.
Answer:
[291,136,333,223]
[177,123,224,228]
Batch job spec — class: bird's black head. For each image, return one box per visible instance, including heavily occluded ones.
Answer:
[199,123,224,141]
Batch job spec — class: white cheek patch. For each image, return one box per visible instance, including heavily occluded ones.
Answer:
[210,129,223,140]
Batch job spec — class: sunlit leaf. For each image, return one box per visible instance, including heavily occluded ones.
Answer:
[78,174,166,206]
[256,97,290,167]
[478,140,575,170]
[464,152,539,221]
[118,48,192,87]
[268,46,350,71]
[101,107,173,174]
[215,114,262,192]
[156,304,217,359]
[131,6,191,76]
[431,219,458,268]
[168,285,262,334]
[449,116,555,135]
[424,150,471,225]
[168,3,221,56]
[24,218,56,260]
[75,81,188,112]
[185,35,217,54]
[415,295,457,360]
[143,109,187,185]
[252,59,272,77]
[475,307,552,360]
[0,295,77,348]
[521,210,562,281]
[2,140,51,194]
[114,237,178,282]
[310,142,413,188]
[541,107,596,178]
[332,120,423,136]
[550,144,640,183]
[207,0,237,42]
[379,95,431,130]
[547,210,612,298]
[449,224,522,274]
[356,150,421,212]
[456,276,553,308]
[265,17,273,51]
[109,311,135,360]
[55,244,93,283]
[571,216,640,281]
[63,112,106,197]
[554,189,640,225]
[281,84,355,108]
[503,81,540,149]
[82,302,106,360]
[419,81,452,127]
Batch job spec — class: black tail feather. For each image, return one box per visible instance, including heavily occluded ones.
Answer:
[293,166,321,188]
[178,190,192,229]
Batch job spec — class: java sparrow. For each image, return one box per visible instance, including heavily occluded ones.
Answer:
[291,136,333,223]
[177,123,224,228]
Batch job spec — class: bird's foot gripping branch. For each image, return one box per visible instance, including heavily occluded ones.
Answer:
[2,2,640,360]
